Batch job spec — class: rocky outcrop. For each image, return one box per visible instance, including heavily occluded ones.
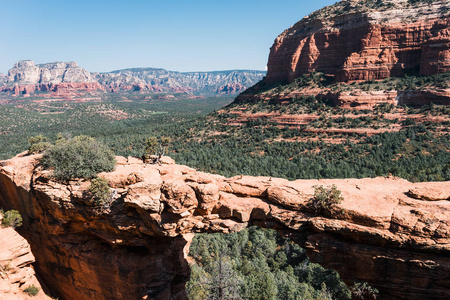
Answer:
[0,153,449,299]
[0,74,6,86]
[1,61,103,99]
[0,82,106,98]
[335,88,450,108]
[0,226,50,299]
[265,0,450,84]
[236,85,450,109]
[216,82,247,94]
[7,61,93,85]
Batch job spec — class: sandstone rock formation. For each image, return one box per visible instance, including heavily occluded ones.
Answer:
[0,226,50,299]
[0,152,449,299]
[215,82,247,94]
[0,74,7,86]
[265,0,450,84]
[0,82,106,99]
[237,86,450,109]
[0,61,104,99]
[7,61,93,85]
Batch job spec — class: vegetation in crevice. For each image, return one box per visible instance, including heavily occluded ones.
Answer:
[240,71,450,97]
[187,227,352,300]
[0,209,23,228]
[23,285,40,297]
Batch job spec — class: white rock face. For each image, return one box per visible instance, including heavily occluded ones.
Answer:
[7,60,93,85]
[0,73,7,85]
[7,60,40,84]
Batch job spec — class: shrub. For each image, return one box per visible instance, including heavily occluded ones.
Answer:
[1,210,23,228]
[351,282,379,300]
[28,135,51,154]
[143,136,171,163]
[41,135,116,181]
[23,284,40,296]
[89,177,111,205]
[310,184,344,215]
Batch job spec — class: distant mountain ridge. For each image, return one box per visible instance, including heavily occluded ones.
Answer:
[94,67,265,94]
[1,60,265,96]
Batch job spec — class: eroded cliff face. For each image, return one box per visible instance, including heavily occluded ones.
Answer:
[266,0,450,84]
[0,153,449,299]
[0,226,51,300]
[0,61,105,100]
[7,61,94,85]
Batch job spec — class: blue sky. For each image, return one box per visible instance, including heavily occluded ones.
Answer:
[0,0,336,74]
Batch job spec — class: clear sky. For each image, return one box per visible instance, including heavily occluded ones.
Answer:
[0,0,337,74]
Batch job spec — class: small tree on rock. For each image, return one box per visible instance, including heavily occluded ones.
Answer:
[88,177,111,206]
[1,210,23,228]
[143,136,171,164]
[310,184,344,215]
[28,135,51,154]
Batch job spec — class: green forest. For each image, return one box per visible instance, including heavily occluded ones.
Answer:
[0,88,448,299]
[1,93,448,182]
[187,227,363,300]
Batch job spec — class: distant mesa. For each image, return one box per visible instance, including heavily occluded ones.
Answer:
[7,60,93,85]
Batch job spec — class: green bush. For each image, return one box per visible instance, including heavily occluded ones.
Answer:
[1,210,23,228]
[41,135,116,181]
[89,177,111,205]
[351,282,379,300]
[23,284,40,296]
[28,135,51,154]
[143,136,171,163]
[311,184,344,215]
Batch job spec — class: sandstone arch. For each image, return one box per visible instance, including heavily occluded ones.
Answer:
[0,153,449,299]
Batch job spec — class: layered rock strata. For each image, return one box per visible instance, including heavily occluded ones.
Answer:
[0,153,449,299]
[0,226,50,299]
[0,82,106,98]
[266,0,450,84]
[236,86,450,108]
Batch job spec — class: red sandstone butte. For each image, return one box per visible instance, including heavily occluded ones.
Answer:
[265,0,450,84]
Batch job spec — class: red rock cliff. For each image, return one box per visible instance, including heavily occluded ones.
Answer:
[266,0,450,84]
[0,153,449,299]
[0,226,51,299]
